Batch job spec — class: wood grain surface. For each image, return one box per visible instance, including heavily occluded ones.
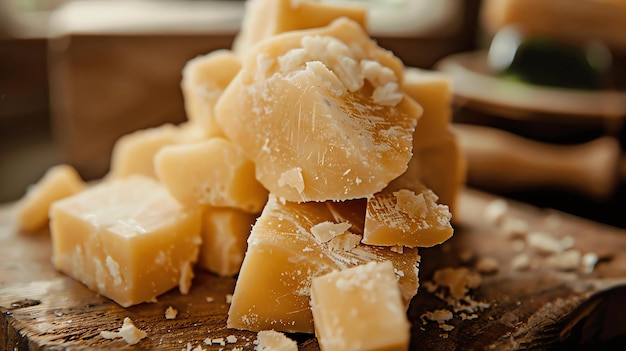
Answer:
[1,189,625,350]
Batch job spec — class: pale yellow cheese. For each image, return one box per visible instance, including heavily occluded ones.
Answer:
[216,18,422,202]
[227,194,420,334]
[50,176,202,307]
[181,50,241,138]
[311,261,410,351]
[17,164,85,232]
[198,206,257,277]
[254,330,298,351]
[154,138,268,213]
[362,183,453,248]
[233,0,368,58]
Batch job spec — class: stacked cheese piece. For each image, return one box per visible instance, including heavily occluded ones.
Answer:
[17,0,465,349]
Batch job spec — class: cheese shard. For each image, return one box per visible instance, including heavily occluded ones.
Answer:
[362,183,453,248]
[17,164,84,232]
[227,195,420,334]
[154,138,268,213]
[198,206,257,277]
[50,176,202,307]
[311,261,410,351]
[233,0,368,58]
[216,18,422,202]
[254,330,298,351]
[181,50,241,138]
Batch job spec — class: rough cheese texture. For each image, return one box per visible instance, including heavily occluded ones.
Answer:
[17,164,84,232]
[50,176,202,307]
[254,330,298,351]
[154,138,268,213]
[181,50,241,138]
[311,261,410,351]
[233,0,367,59]
[216,18,422,202]
[227,195,420,334]
[198,206,257,277]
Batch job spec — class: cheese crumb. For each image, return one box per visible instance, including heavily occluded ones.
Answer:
[165,306,178,320]
[581,252,599,273]
[547,250,582,271]
[206,296,215,303]
[475,256,499,274]
[100,317,147,345]
[226,335,238,344]
[278,167,305,193]
[527,232,563,255]
[226,294,233,304]
[483,199,508,225]
[511,253,531,271]
[310,221,351,243]
[254,330,297,351]
[433,267,481,300]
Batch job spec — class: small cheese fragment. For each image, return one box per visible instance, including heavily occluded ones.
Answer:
[233,0,367,58]
[17,164,84,232]
[181,50,241,137]
[165,306,178,319]
[254,330,297,351]
[198,206,257,277]
[216,18,421,202]
[154,138,268,213]
[227,195,419,334]
[362,183,453,247]
[100,317,147,345]
[50,176,202,307]
[311,261,410,351]
[108,124,181,179]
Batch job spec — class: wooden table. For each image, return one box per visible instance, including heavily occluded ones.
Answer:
[1,189,625,350]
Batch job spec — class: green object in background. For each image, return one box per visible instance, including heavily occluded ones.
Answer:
[488,26,612,91]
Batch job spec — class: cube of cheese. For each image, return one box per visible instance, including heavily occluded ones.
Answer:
[50,176,202,307]
[181,50,241,138]
[198,206,257,277]
[311,261,410,351]
[362,184,453,248]
[216,18,422,202]
[227,194,420,334]
[233,0,368,58]
[154,138,268,213]
[17,164,84,232]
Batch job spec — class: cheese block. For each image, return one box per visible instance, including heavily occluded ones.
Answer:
[181,50,241,138]
[154,138,268,213]
[17,164,85,232]
[233,0,367,58]
[49,176,202,307]
[198,206,257,277]
[227,194,420,334]
[216,18,422,202]
[362,184,453,248]
[311,261,410,351]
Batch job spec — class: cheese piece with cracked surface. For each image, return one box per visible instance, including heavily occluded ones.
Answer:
[362,182,453,248]
[198,206,257,277]
[50,176,202,307]
[227,194,419,334]
[181,50,241,138]
[154,138,268,213]
[311,261,410,351]
[17,164,84,232]
[216,18,422,202]
[233,0,367,59]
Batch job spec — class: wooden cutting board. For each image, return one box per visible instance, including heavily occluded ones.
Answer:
[1,188,625,350]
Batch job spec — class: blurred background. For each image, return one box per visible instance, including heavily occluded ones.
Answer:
[0,0,624,227]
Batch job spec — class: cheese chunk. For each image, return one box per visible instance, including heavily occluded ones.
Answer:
[216,18,422,202]
[362,184,453,248]
[233,0,367,58]
[198,206,257,277]
[17,164,84,232]
[311,261,410,351]
[227,195,419,334]
[254,330,298,351]
[154,138,268,213]
[50,176,202,307]
[181,50,241,138]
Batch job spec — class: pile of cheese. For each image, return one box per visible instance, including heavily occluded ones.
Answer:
[17,0,465,349]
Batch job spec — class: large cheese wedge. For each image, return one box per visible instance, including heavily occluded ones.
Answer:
[216,18,422,202]
[227,194,420,334]
[198,206,257,277]
[233,0,368,58]
[154,138,268,213]
[181,50,241,138]
[311,261,410,351]
[17,164,84,232]
[50,176,202,307]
